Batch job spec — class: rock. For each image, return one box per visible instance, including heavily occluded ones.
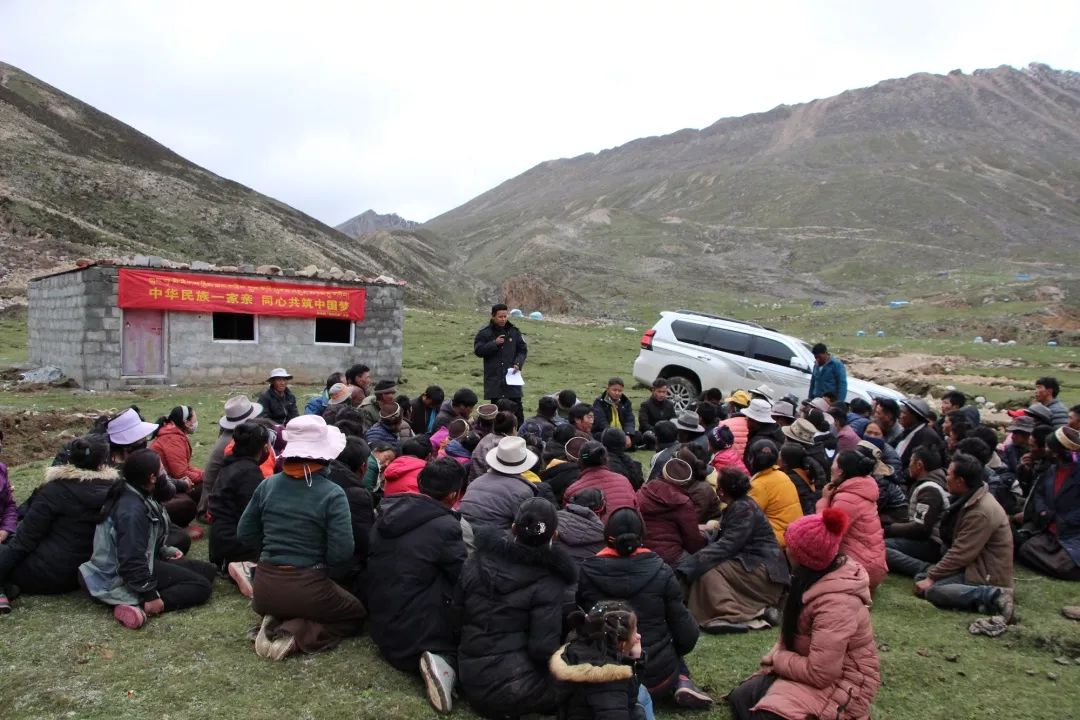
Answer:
[342,270,358,281]
[75,257,94,267]
[374,274,398,284]
[916,648,931,657]
[255,265,282,275]
[176,262,190,270]
[1026,669,1037,676]
[975,396,987,405]
[190,260,215,271]
[239,264,256,274]
[1054,657,1072,666]
[1047,672,1058,682]
[147,256,164,267]
[133,254,151,267]
[218,265,238,272]
[946,654,960,662]
[296,265,319,278]
[19,366,64,384]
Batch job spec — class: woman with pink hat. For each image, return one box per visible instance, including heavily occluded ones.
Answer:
[727,507,880,720]
[237,415,365,661]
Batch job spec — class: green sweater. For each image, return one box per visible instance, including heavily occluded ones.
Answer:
[237,469,354,568]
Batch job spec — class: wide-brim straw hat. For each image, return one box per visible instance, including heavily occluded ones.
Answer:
[219,395,264,430]
[280,415,346,461]
[487,436,539,475]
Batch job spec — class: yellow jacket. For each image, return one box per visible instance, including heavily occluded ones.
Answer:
[748,465,803,548]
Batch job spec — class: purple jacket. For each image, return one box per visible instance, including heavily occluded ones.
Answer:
[0,462,16,535]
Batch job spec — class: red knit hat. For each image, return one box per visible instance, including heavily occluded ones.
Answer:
[784,508,850,570]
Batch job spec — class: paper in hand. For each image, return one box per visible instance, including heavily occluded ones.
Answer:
[505,368,525,386]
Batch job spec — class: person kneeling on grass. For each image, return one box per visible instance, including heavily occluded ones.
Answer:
[577,507,712,709]
[238,415,366,661]
[366,458,468,711]
[78,449,216,629]
[727,508,880,720]
[551,601,652,720]
[454,498,577,718]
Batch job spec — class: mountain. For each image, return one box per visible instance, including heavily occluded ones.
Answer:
[336,209,418,238]
[424,63,1080,315]
[0,62,449,301]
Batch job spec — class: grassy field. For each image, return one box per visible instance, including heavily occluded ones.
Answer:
[1,306,1079,719]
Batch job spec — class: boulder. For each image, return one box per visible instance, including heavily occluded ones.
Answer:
[296,265,319,278]
[191,260,216,271]
[19,366,64,384]
[255,265,282,275]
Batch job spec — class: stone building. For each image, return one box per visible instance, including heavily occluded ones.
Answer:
[27,262,405,390]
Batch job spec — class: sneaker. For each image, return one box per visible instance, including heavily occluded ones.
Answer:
[674,676,713,709]
[267,631,297,661]
[0,593,10,614]
[994,587,1015,624]
[228,562,255,599]
[113,604,146,629]
[254,615,276,658]
[701,619,749,634]
[420,651,456,714]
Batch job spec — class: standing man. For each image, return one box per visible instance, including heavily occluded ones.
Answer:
[473,304,527,425]
[808,343,847,402]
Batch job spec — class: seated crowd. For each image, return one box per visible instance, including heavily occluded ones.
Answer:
[0,362,1077,719]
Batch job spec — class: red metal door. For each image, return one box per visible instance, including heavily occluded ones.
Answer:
[122,310,165,376]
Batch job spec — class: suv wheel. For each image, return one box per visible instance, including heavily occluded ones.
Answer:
[665,376,698,412]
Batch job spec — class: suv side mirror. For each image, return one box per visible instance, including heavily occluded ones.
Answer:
[790,356,810,372]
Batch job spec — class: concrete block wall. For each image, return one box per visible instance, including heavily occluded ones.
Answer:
[28,266,404,390]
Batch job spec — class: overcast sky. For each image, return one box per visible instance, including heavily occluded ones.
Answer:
[2,1,1078,225]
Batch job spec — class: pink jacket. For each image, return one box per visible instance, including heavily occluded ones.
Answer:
[563,466,638,523]
[754,558,881,720]
[816,475,887,590]
[711,447,749,476]
[719,415,749,461]
[383,455,427,496]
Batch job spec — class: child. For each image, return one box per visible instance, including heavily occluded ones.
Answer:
[551,600,650,720]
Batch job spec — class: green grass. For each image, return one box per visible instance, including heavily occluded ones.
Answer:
[2,307,1080,719]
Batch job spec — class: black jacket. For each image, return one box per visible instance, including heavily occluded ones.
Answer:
[455,526,577,718]
[0,465,118,594]
[474,321,528,400]
[326,460,376,583]
[676,495,791,586]
[257,387,298,425]
[521,414,558,443]
[556,504,606,565]
[551,641,644,720]
[577,550,699,691]
[542,462,582,505]
[592,394,637,437]
[637,398,676,435]
[409,397,440,435]
[208,455,264,567]
[608,451,644,491]
[367,493,465,671]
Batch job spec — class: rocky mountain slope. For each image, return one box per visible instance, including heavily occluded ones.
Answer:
[336,209,418,238]
[424,63,1080,314]
[0,62,448,301]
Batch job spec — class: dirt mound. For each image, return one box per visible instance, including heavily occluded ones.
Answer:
[1,410,98,466]
[499,274,583,315]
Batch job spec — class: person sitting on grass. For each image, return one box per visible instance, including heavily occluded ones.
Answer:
[459,436,541,532]
[208,421,270,594]
[0,435,117,610]
[469,410,517,480]
[637,458,707,568]
[577,507,711,709]
[591,377,641,448]
[325,435,376,595]
[912,452,1014,620]
[383,436,432,496]
[454,498,577,718]
[884,445,949,577]
[79,449,216,630]
[258,368,299,425]
[540,435,587,504]
[678,468,790,635]
[238,415,366,661]
[366,459,468,703]
[556,488,607,565]
[1014,426,1080,581]
[551,601,650,720]
[521,395,559,443]
[563,441,638,522]
[746,440,802,549]
[364,403,410,453]
[726,507,881,720]
[777,442,820,516]
[709,424,749,477]
[816,448,888,592]
[305,372,346,416]
[602,427,645,490]
[677,444,723,523]
[151,405,206,533]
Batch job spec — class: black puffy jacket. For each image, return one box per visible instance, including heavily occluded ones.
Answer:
[0,465,117,593]
[542,461,582,505]
[367,493,465,672]
[474,321,528,400]
[455,526,577,718]
[608,451,645,490]
[208,455,263,567]
[577,550,699,692]
[551,641,644,720]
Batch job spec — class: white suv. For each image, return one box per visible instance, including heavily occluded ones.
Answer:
[632,310,903,410]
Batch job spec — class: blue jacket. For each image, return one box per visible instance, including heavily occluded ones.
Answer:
[809,356,848,401]
[305,393,329,416]
[365,422,402,453]
[1034,462,1080,565]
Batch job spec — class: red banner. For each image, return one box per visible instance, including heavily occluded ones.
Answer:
[118,268,366,321]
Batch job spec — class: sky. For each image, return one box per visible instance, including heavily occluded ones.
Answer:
[2,1,1079,225]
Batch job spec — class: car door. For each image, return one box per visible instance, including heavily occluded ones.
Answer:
[658,319,715,385]
[699,325,754,393]
[747,336,812,399]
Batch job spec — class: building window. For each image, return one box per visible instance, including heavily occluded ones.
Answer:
[314,318,354,345]
[212,313,257,342]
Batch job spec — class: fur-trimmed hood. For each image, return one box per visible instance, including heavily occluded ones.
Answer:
[44,465,119,484]
[550,643,634,683]
[473,524,578,590]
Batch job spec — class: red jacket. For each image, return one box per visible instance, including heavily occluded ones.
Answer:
[637,480,706,566]
[564,466,638,522]
[151,424,203,483]
[753,558,880,720]
[816,475,887,590]
[383,455,427,496]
